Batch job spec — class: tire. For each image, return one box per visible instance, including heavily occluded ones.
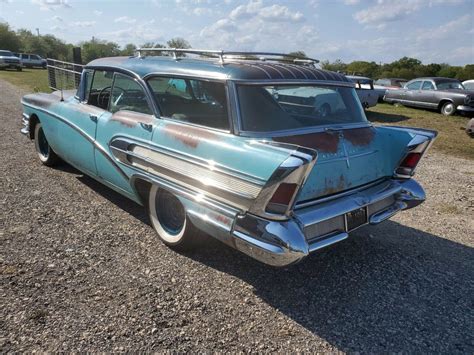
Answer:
[34,122,59,166]
[148,186,203,250]
[440,101,455,116]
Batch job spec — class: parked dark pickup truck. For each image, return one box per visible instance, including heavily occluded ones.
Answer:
[384,77,474,116]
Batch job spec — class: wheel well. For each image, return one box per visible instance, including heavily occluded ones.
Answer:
[438,99,453,110]
[133,178,152,206]
[29,114,39,140]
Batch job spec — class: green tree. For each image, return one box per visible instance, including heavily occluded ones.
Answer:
[320,59,347,73]
[80,37,121,63]
[121,43,137,56]
[0,22,21,52]
[167,37,191,57]
[346,61,379,77]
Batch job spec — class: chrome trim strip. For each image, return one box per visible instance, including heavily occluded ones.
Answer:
[109,136,266,185]
[21,101,129,181]
[308,232,348,253]
[316,149,378,165]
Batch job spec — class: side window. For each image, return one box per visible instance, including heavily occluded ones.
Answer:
[406,81,422,90]
[31,55,39,60]
[148,77,229,130]
[421,81,434,90]
[21,54,29,60]
[109,74,152,115]
[88,70,114,109]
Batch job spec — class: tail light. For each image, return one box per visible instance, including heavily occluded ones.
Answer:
[394,132,437,178]
[266,183,298,214]
[249,145,318,220]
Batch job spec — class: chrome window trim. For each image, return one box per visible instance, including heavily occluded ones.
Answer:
[109,72,155,116]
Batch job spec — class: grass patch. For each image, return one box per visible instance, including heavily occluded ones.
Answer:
[366,103,473,160]
[0,68,50,92]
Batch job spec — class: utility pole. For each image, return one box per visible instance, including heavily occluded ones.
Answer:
[36,28,40,36]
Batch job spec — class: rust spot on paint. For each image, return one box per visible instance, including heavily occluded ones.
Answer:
[163,122,218,149]
[22,93,60,109]
[274,131,340,153]
[343,127,375,147]
[110,111,154,128]
[322,175,347,196]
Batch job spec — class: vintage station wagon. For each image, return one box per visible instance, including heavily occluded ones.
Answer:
[21,49,436,266]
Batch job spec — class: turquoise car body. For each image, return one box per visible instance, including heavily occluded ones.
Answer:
[21,55,437,266]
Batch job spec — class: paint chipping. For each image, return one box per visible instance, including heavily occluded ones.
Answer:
[274,131,340,153]
[110,111,153,128]
[22,93,60,109]
[322,175,347,196]
[163,123,218,149]
[344,127,375,147]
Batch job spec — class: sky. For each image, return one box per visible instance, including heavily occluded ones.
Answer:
[1,0,473,65]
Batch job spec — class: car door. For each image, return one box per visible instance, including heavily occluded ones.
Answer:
[419,80,437,108]
[20,54,29,66]
[95,72,155,195]
[57,69,112,176]
[404,80,423,106]
[30,54,41,67]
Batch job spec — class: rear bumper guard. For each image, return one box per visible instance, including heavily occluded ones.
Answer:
[231,178,425,267]
[20,113,29,136]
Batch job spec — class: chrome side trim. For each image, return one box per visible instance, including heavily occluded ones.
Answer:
[110,137,265,211]
[308,232,348,253]
[21,101,129,181]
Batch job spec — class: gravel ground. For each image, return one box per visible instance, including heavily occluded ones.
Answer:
[1,78,473,352]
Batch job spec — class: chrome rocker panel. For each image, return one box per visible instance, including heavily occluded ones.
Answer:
[230,178,425,267]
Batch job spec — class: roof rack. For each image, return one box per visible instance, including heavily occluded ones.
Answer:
[135,48,319,65]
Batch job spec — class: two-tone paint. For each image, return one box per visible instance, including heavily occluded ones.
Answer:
[21,55,437,266]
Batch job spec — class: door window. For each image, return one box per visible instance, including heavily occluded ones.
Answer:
[422,81,434,90]
[21,54,29,60]
[88,70,114,109]
[30,55,40,60]
[110,74,152,115]
[148,77,229,130]
[406,81,422,90]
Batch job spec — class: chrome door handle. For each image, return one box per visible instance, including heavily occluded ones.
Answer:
[89,114,98,122]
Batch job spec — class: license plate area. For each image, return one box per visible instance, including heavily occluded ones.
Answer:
[345,206,368,231]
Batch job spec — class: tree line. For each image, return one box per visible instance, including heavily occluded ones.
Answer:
[1,21,472,80]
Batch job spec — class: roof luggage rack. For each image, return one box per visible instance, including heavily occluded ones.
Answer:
[135,48,319,65]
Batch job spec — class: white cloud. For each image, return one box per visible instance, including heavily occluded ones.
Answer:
[93,10,103,16]
[228,0,303,22]
[353,0,466,26]
[193,7,213,16]
[71,21,96,28]
[31,0,71,11]
[416,14,472,41]
[99,20,164,44]
[114,16,137,24]
[344,0,360,4]
[52,15,63,21]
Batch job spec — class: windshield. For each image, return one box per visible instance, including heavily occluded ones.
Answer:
[0,50,14,57]
[237,85,367,132]
[437,81,465,90]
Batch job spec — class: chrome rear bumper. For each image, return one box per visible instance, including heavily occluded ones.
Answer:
[231,178,425,267]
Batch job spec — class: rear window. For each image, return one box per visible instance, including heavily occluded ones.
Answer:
[237,85,367,132]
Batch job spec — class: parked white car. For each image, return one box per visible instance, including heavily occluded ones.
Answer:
[0,50,22,71]
[462,80,474,90]
[346,75,379,108]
